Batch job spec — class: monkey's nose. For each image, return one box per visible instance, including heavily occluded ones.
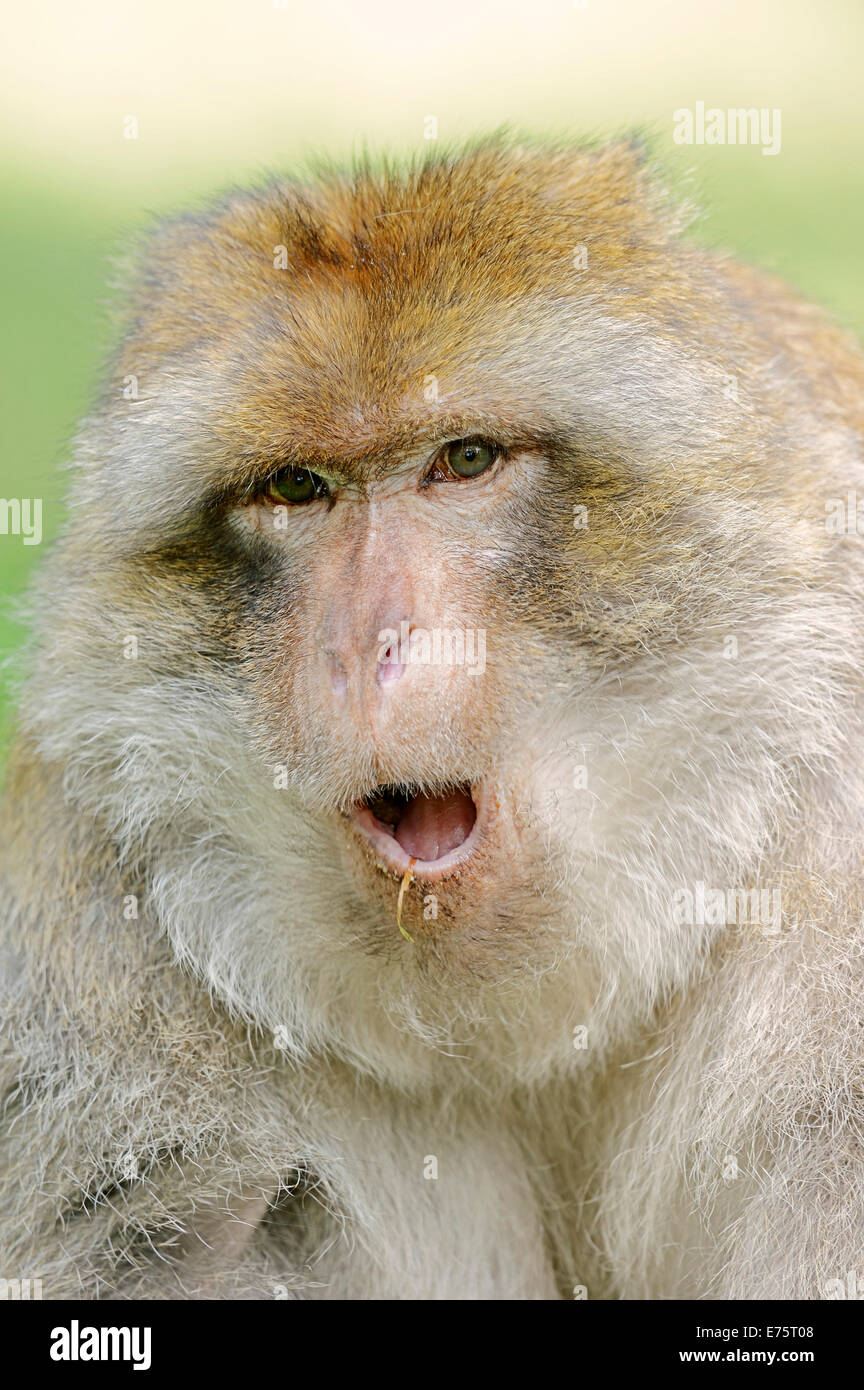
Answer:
[320,620,413,697]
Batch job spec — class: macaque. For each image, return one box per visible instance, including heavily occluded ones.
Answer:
[2,138,863,1300]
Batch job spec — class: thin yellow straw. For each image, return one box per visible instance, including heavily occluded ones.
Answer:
[396,857,417,942]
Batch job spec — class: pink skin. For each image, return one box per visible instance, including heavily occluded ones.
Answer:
[376,638,407,686]
[348,782,491,881]
[395,785,475,859]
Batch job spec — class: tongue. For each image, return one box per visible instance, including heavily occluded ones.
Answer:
[394,788,476,861]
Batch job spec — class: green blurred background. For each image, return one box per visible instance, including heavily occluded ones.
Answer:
[1,0,863,733]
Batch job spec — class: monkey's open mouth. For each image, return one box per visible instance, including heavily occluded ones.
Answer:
[348,782,484,878]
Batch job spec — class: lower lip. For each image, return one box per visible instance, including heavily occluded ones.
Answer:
[347,784,490,880]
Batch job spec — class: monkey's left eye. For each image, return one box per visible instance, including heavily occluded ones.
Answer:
[436,438,502,480]
[268,468,330,505]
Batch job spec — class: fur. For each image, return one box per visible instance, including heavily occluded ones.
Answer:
[2,137,863,1299]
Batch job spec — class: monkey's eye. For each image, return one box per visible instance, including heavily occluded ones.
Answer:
[440,438,500,479]
[268,468,329,505]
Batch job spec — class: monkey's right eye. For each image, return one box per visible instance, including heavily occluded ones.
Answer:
[267,468,330,505]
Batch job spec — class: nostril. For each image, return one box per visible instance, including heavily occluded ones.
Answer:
[377,644,405,686]
[322,621,415,694]
[376,623,414,687]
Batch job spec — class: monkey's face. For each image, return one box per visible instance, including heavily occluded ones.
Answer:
[49,143,822,1067]
[231,423,574,940]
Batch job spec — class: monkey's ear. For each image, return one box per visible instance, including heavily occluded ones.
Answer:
[538,132,653,203]
[536,132,689,233]
[592,131,651,169]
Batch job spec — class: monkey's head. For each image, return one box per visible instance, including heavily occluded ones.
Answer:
[26,140,850,1084]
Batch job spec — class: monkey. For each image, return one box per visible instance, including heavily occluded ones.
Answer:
[1,135,863,1301]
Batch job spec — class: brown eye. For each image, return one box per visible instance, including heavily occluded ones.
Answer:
[269,468,329,505]
[443,438,499,479]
